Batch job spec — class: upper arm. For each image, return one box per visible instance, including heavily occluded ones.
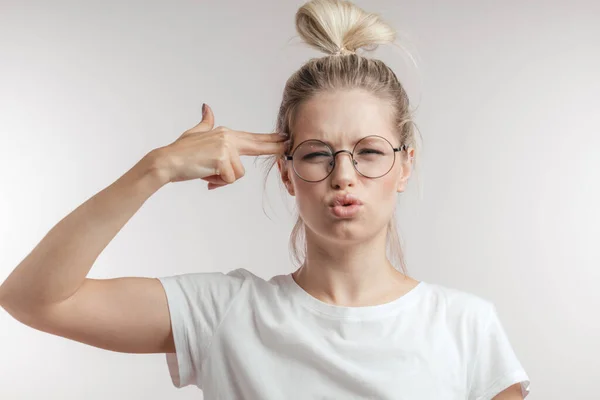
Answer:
[492,383,524,399]
[467,301,530,400]
[8,277,175,354]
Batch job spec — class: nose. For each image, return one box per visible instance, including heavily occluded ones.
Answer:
[329,150,357,189]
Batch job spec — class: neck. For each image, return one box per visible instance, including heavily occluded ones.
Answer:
[292,226,414,307]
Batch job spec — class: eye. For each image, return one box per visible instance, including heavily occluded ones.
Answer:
[302,152,331,160]
[358,148,384,155]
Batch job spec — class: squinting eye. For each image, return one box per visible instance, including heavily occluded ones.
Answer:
[303,152,331,160]
[358,148,384,155]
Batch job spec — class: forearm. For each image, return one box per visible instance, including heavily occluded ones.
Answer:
[0,151,169,311]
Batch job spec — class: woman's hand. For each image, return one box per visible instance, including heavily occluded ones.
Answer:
[154,103,288,189]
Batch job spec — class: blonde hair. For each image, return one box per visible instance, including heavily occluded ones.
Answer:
[259,0,422,276]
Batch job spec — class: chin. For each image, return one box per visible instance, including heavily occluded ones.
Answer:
[309,212,373,244]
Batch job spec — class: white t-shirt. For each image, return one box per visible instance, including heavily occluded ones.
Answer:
[157,268,530,400]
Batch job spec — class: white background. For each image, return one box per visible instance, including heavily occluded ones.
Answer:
[1,0,599,398]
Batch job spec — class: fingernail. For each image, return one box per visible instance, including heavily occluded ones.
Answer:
[202,103,206,117]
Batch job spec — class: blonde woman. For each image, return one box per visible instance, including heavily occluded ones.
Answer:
[0,0,530,398]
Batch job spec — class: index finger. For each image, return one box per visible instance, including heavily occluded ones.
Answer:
[234,130,289,143]
[236,135,289,156]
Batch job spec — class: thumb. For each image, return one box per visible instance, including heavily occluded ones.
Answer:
[188,103,215,134]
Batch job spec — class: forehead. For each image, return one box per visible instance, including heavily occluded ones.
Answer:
[291,89,397,147]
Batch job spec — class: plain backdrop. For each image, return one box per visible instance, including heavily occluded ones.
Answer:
[1,0,599,399]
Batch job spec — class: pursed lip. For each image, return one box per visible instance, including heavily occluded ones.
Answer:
[328,193,364,207]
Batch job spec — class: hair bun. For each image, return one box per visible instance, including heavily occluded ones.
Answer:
[295,0,396,56]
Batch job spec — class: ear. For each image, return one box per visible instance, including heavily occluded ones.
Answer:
[277,157,296,196]
[396,148,415,193]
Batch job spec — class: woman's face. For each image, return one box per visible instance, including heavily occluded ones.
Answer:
[277,89,414,244]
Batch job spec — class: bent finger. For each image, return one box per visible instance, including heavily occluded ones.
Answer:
[202,175,229,185]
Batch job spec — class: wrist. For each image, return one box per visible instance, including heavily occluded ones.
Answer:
[139,149,172,188]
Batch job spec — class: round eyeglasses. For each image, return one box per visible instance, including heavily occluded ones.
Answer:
[283,135,407,182]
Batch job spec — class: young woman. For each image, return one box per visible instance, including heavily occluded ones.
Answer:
[0,0,530,399]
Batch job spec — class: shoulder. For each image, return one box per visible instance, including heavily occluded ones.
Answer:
[158,268,292,302]
[422,281,496,330]
[158,267,263,285]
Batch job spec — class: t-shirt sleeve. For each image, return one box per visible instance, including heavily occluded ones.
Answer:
[467,302,531,400]
[157,268,247,388]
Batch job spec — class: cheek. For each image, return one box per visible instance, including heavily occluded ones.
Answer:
[381,175,397,193]
[379,161,406,195]
[291,178,322,209]
[378,173,400,198]
[367,174,400,218]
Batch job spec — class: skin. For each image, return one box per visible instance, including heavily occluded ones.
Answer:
[493,383,524,400]
[277,88,420,307]
[276,89,524,400]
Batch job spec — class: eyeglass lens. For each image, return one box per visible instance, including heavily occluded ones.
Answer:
[292,136,395,181]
